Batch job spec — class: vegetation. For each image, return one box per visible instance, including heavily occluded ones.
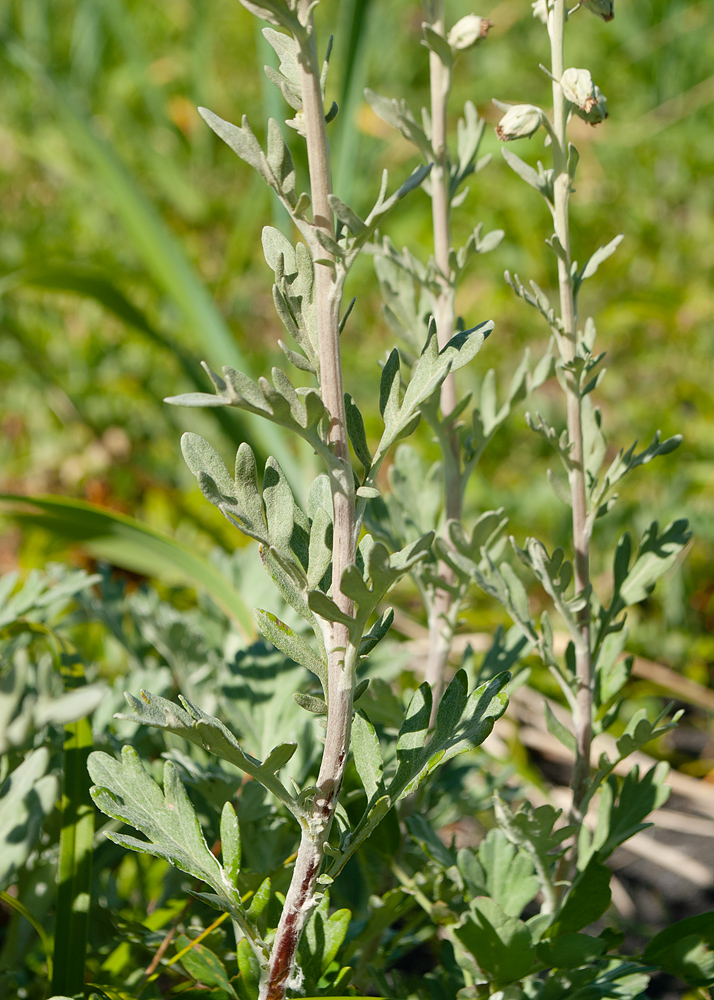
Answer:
[1,2,714,999]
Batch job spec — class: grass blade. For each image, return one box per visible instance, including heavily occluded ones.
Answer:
[6,41,301,486]
[51,713,93,998]
[0,493,256,639]
[0,263,249,448]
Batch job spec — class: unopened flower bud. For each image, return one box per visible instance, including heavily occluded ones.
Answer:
[561,68,607,124]
[582,0,614,21]
[495,104,543,141]
[447,14,492,51]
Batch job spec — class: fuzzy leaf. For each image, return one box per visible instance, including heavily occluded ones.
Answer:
[388,671,509,801]
[455,897,536,985]
[0,748,59,890]
[114,691,297,811]
[220,801,241,886]
[618,519,691,607]
[89,747,225,888]
[344,393,373,472]
[352,711,384,801]
[254,609,327,693]
[459,828,539,917]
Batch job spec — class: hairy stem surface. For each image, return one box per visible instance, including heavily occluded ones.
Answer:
[261,7,356,998]
[425,0,460,717]
[549,0,592,823]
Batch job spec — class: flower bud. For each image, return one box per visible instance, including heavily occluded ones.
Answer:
[582,0,614,21]
[560,68,607,125]
[495,104,543,141]
[447,14,492,51]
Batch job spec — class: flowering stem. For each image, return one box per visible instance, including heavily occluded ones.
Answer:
[260,5,357,997]
[424,0,460,719]
[549,0,593,823]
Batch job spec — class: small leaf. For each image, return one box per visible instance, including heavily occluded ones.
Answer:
[544,702,577,753]
[578,234,624,284]
[328,194,368,235]
[547,859,612,937]
[254,609,327,692]
[352,711,384,801]
[220,801,241,885]
[345,393,373,472]
[293,692,327,715]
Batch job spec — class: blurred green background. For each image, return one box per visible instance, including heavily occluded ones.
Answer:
[1,0,713,717]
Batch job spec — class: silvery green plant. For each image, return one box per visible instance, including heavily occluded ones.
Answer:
[394,0,698,994]
[366,0,553,716]
[85,2,510,999]
[490,0,688,825]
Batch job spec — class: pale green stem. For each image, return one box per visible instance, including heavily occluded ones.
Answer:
[260,6,357,998]
[424,0,460,719]
[549,0,592,823]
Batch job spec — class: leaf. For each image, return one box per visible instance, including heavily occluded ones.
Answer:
[493,794,572,891]
[364,89,433,160]
[220,802,241,885]
[547,859,612,938]
[328,194,367,235]
[421,23,453,68]
[236,937,261,1000]
[577,234,624,286]
[53,714,94,998]
[579,763,670,868]
[358,608,394,658]
[502,148,553,201]
[387,671,509,801]
[175,935,238,996]
[618,519,691,607]
[0,748,59,891]
[544,702,577,754]
[298,893,352,993]
[254,610,327,693]
[643,912,714,988]
[247,876,271,920]
[531,960,650,1000]
[114,691,297,812]
[408,814,455,869]
[455,898,535,985]
[351,711,384,802]
[459,828,539,917]
[596,706,681,769]
[235,0,300,30]
[536,933,606,970]
[89,747,228,891]
[307,505,333,592]
[344,393,373,472]
[0,493,255,639]
[293,692,327,715]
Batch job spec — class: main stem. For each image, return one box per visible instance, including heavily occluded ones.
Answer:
[549,0,592,823]
[424,0,460,718]
[261,7,356,999]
